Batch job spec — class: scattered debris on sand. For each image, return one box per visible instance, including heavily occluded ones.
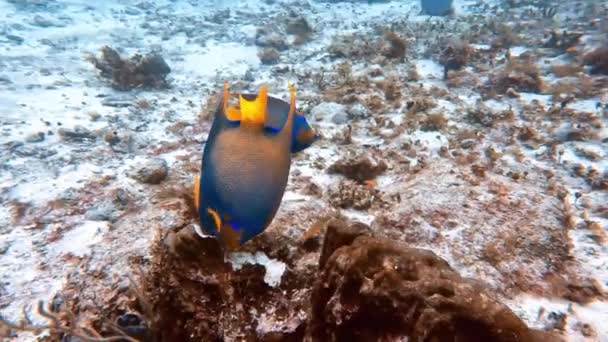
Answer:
[2,219,561,341]
[328,154,387,183]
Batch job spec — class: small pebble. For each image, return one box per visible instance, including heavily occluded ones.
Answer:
[129,158,168,184]
[25,131,45,143]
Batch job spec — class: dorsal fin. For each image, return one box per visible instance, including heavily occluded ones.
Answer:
[286,83,296,128]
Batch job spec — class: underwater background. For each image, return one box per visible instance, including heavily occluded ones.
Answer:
[0,0,607,340]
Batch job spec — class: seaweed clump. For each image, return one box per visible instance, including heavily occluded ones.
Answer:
[543,30,583,52]
[328,33,376,60]
[488,22,519,50]
[142,227,311,341]
[328,30,407,62]
[382,31,407,60]
[88,46,171,91]
[328,154,387,182]
[285,15,313,45]
[487,58,543,94]
[440,38,473,78]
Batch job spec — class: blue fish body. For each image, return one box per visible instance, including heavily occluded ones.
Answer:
[196,84,315,249]
[421,0,453,16]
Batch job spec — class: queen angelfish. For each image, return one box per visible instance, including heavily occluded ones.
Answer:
[193,82,317,250]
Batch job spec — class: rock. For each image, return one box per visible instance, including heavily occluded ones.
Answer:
[330,112,348,125]
[31,14,65,28]
[124,7,141,15]
[328,180,382,210]
[11,143,57,158]
[347,103,369,119]
[311,102,347,122]
[460,138,477,149]
[285,16,313,44]
[25,131,45,143]
[88,112,101,121]
[286,17,312,36]
[8,0,56,10]
[318,219,370,268]
[116,313,150,340]
[272,65,290,74]
[255,31,288,51]
[328,154,387,182]
[258,48,280,65]
[129,158,168,184]
[207,9,230,24]
[135,1,154,10]
[6,34,24,44]
[0,240,10,255]
[306,226,559,341]
[101,97,134,108]
[243,69,255,82]
[85,201,120,222]
[58,125,97,142]
[10,23,26,31]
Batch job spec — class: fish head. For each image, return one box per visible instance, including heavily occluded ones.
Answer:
[291,113,318,153]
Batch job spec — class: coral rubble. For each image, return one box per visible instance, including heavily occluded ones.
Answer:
[307,221,560,342]
[89,46,171,91]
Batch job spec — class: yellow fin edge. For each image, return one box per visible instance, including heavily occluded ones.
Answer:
[194,175,200,212]
[207,208,222,233]
[288,82,296,118]
[239,85,268,125]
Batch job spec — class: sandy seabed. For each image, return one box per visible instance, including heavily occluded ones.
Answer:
[0,0,607,341]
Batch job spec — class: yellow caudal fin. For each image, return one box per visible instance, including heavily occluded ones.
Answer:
[222,82,268,125]
[239,85,268,125]
[194,175,200,211]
